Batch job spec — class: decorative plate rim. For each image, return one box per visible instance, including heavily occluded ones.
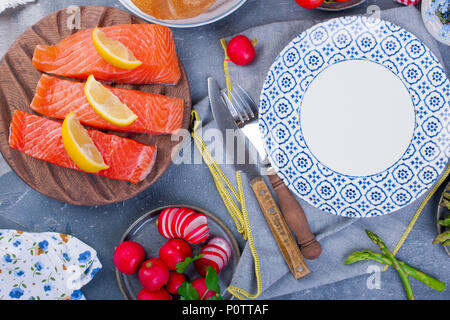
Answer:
[259,15,449,218]
[118,0,247,28]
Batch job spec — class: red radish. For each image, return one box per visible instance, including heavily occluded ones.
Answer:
[137,288,172,300]
[182,213,207,238]
[194,237,233,276]
[166,272,186,295]
[159,239,192,270]
[138,258,169,291]
[176,208,196,237]
[190,231,209,244]
[170,208,184,238]
[165,207,179,238]
[227,35,255,66]
[295,0,324,9]
[194,256,221,277]
[113,241,145,275]
[185,225,209,244]
[202,253,225,270]
[208,237,232,260]
[201,249,227,266]
[157,208,171,239]
[203,244,229,262]
[202,253,224,270]
[192,278,216,300]
[157,207,209,245]
[161,208,173,238]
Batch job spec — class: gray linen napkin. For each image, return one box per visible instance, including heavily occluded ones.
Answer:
[188,5,447,299]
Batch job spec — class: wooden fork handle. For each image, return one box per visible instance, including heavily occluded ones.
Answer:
[267,171,322,260]
[250,177,310,280]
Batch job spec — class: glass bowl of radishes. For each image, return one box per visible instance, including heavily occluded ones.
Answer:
[114,205,240,300]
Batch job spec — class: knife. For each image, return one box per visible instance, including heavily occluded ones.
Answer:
[208,77,311,280]
[208,77,322,260]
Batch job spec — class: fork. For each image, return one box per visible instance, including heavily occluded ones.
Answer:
[221,85,322,260]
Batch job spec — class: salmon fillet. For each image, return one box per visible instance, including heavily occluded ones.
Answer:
[30,74,184,134]
[9,110,157,183]
[32,24,181,85]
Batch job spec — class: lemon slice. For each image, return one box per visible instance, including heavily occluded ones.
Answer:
[62,112,109,173]
[84,75,138,127]
[92,27,142,70]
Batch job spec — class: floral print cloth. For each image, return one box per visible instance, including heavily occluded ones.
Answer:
[0,230,102,300]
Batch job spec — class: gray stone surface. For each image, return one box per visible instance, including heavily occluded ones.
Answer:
[0,0,449,300]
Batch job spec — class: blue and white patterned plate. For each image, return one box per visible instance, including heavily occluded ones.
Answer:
[259,16,449,218]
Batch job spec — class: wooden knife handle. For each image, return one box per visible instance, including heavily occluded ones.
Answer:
[267,172,322,260]
[250,177,310,280]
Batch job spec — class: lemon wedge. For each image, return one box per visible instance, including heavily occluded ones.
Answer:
[92,27,142,70]
[84,75,138,127]
[62,112,109,173]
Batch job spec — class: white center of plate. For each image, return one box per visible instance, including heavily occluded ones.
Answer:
[300,60,415,177]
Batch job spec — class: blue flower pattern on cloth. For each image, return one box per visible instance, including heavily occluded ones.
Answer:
[260,16,449,217]
[0,230,102,300]
[70,289,83,300]
[9,287,24,299]
[38,240,48,252]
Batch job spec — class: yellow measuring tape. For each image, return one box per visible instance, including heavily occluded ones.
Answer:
[190,110,262,299]
[220,37,257,103]
[383,163,450,272]
[220,38,233,102]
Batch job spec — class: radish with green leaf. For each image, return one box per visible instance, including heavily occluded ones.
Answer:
[159,239,192,270]
[178,266,222,300]
[166,272,186,295]
[194,236,232,277]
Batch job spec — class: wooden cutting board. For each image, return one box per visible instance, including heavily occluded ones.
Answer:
[0,6,192,206]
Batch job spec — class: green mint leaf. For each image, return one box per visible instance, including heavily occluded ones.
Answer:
[178,281,199,300]
[205,266,221,296]
[206,294,223,300]
[176,254,204,274]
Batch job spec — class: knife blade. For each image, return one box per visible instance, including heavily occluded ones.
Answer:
[208,77,310,279]
[208,77,261,180]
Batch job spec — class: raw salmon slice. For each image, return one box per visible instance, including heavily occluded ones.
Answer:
[9,110,157,183]
[32,24,181,85]
[30,74,184,134]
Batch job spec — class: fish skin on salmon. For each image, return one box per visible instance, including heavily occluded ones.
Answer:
[30,74,184,134]
[9,110,157,183]
[32,24,181,85]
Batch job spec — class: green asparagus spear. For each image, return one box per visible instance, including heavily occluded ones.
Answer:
[440,198,450,210]
[438,218,450,227]
[365,229,415,300]
[433,230,450,244]
[345,250,446,292]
